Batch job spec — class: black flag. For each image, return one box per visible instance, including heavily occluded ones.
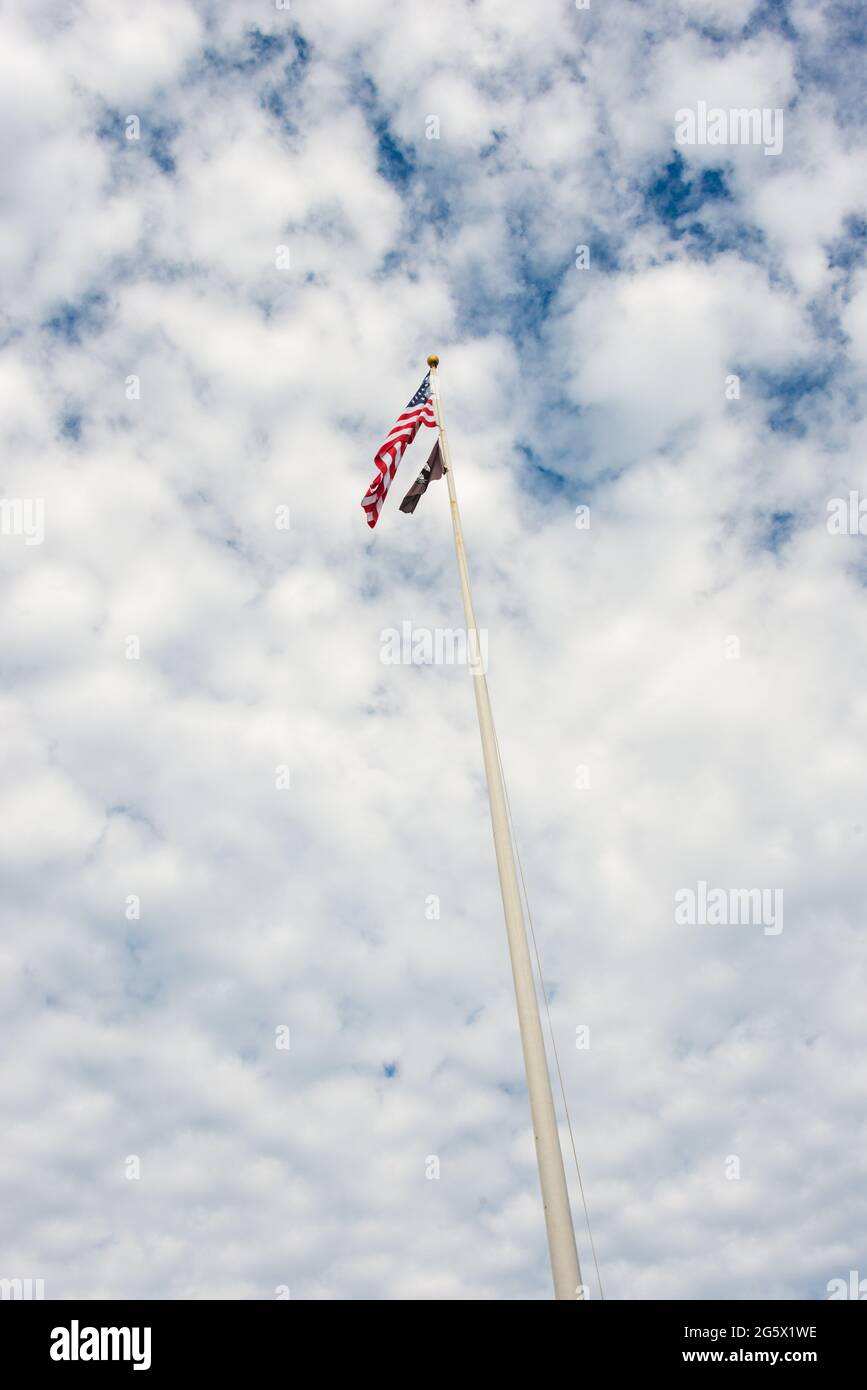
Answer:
[399,440,443,514]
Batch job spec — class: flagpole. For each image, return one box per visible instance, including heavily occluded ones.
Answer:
[426,354,583,1301]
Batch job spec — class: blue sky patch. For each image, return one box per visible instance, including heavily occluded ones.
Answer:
[43,292,110,344]
[647,154,732,237]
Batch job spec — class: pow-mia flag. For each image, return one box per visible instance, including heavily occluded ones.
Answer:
[399,440,443,515]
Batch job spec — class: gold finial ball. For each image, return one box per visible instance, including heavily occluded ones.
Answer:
[427,354,439,368]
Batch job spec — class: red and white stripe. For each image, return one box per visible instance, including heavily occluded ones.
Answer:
[361,396,437,528]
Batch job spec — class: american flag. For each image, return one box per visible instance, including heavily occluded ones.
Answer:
[361,372,438,528]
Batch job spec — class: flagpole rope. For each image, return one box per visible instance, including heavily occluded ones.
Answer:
[491,724,606,1302]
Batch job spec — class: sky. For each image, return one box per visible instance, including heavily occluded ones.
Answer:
[0,0,865,1301]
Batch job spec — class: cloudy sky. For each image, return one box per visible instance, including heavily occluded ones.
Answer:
[1,0,865,1301]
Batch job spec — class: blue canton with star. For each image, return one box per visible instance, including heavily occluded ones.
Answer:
[406,373,431,408]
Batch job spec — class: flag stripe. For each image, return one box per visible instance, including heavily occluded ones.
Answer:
[361,374,438,528]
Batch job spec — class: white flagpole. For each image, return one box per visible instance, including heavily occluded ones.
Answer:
[426,354,583,1301]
